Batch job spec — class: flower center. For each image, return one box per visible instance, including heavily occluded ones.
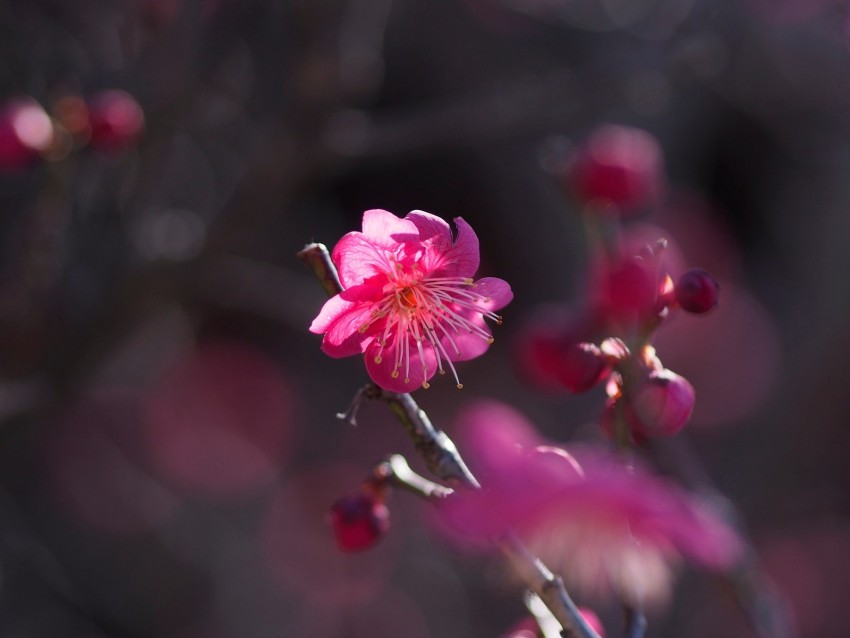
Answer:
[361,270,502,389]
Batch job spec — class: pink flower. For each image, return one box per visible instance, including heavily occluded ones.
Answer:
[310,209,513,393]
[440,400,741,605]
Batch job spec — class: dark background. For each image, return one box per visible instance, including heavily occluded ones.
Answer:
[0,0,849,636]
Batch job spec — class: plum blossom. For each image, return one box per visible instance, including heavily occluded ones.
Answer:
[310,209,513,393]
[439,400,741,605]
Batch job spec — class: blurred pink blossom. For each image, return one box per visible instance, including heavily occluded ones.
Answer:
[310,209,513,392]
[567,124,665,216]
[440,400,741,604]
[143,341,295,498]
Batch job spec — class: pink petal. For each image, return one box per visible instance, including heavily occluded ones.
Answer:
[321,304,377,358]
[439,316,492,362]
[332,233,389,289]
[309,294,355,334]
[364,339,438,392]
[441,217,480,277]
[471,277,513,311]
[361,209,419,247]
[406,210,453,248]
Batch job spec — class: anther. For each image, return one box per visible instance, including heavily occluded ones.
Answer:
[391,370,399,379]
[456,384,464,390]
[374,355,382,364]
[422,381,430,389]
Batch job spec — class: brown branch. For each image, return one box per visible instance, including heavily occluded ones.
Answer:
[297,243,343,297]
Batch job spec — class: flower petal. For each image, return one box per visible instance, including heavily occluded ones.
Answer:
[309,294,354,334]
[406,210,453,248]
[362,209,419,247]
[332,233,389,289]
[320,303,377,358]
[364,339,438,392]
[439,315,492,362]
[471,277,513,311]
[442,217,480,277]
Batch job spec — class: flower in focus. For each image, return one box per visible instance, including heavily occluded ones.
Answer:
[440,400,741,605]
[310,209,513,393]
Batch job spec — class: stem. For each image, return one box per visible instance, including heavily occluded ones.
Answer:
[381,454,454,501]
[297,243,343,297]
[499,534,602,638]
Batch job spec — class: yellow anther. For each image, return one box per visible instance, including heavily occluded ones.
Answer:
[391,370,399,379]
[374,355,382,364]
[422,381,430,389]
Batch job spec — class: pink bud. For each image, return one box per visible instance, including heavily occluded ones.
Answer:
[628,369,695,436]
[87,90,144,152]
[557,341,610,393]
[567,124,664,215]
[675,268,719,314]
[0,97,53,171]
[329,492,390,552]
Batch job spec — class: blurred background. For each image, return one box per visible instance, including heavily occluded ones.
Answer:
[1,0,849,636]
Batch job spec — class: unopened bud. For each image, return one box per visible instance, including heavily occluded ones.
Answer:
[628,368,695,436]
[328,492,390,552]
[675,268,719,314]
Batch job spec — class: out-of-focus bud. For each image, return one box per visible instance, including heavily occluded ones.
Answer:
[591,256,662,333]
[566,124,664,215]
[627,368,695,437]
[0,97,54,170]
[87,90,145,151]
[329,491,390,553]
[52,96,92,145]
[558,341,610,393]
[513,307,602,394]
[675,268,719,314]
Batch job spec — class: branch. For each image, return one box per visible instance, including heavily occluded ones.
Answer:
[297,243,343,297]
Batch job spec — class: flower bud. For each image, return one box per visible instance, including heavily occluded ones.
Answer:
[87,90,144,152]
[557,341,610,393]
[328,491,390,552]
[567,124,664,215]
[628,369,695,437]
[675,268,719,314]
[0,97,53,170]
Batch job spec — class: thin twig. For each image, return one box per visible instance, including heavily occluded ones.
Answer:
[297,243,343,298]
[381,454,454,501]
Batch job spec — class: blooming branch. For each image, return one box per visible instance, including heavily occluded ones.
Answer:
[300,238,602,638]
